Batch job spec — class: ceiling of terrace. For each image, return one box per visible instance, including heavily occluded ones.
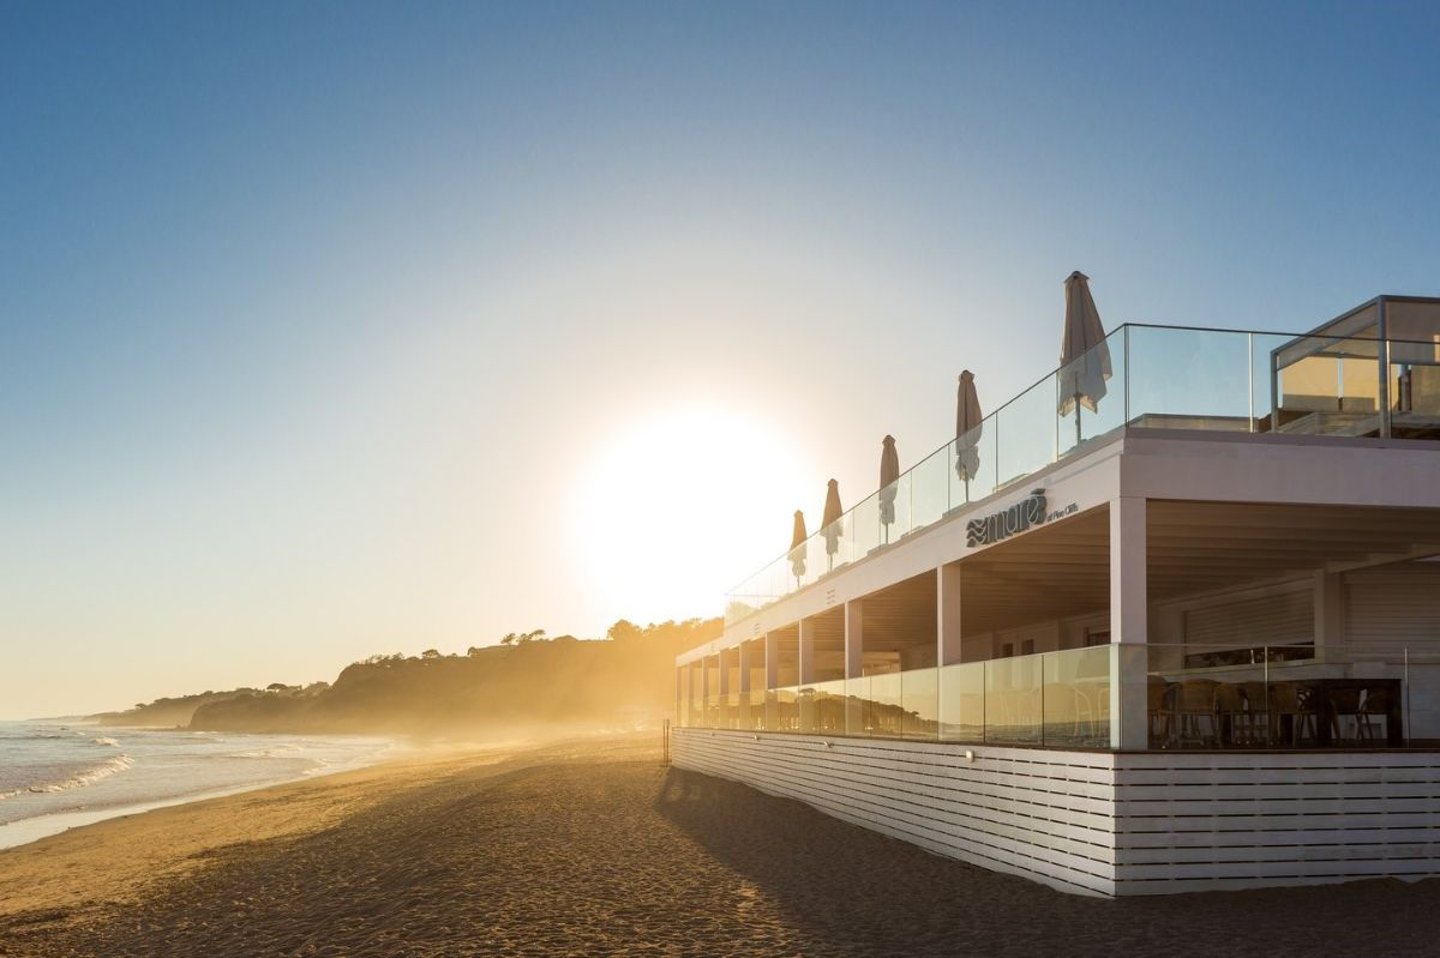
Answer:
[957,500,1440,634]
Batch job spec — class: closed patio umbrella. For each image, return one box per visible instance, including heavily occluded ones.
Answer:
[1057,271,1113,448]
[955,370,983,500]
[879,434,899,544]
[789,509,808,585]
[822,478,843,570]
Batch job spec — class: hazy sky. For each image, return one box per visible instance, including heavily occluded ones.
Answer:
[4,2,1439,718]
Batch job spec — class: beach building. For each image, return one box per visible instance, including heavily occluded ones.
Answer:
[672,291,1440,896]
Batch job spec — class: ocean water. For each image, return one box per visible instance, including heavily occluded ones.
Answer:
[0,720,396,850]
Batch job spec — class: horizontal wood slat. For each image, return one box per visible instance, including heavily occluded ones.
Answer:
[673,729,1440,897]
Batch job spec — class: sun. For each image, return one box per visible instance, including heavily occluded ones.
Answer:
[575,403,807,624]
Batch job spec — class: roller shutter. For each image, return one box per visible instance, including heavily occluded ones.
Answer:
[1344,563,1440,645]
[1184,589,1313,648]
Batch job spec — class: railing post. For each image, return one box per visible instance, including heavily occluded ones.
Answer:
[1378,297,1392,438]
[1123,326,1131,426]
[1247,332,1256,432]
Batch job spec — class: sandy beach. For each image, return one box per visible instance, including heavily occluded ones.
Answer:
[4,733,1440,957]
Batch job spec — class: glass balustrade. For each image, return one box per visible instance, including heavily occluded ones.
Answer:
[682,647,1124,747]
[680,640,1434,752]
[725,325,1440,626]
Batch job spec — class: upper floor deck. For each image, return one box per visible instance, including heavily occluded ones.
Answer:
[725,297,1440,628]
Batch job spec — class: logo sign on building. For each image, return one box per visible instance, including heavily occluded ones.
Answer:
[966,489,1048,548]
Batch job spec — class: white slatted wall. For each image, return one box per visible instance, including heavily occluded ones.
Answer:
[673,729,1440,897]
[673,728,1120,896]
[1113,750,1440,894]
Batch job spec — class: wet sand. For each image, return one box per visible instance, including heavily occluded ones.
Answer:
[4,733,1440,957]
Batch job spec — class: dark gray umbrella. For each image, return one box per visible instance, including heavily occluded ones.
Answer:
[955,370,983,499]
[789,509,808,584]
[821,478,843,569]
[1058,271,1112,447]
[878,434,899,542]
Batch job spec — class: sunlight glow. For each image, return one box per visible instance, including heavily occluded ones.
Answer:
[576,404,808,623]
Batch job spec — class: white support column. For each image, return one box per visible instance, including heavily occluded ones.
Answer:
[938,563,963,666]
[1110,496,1149,750]
[798,619,816,684]
[737,641,752,693]
[701,657,712,726]
[844,600,864,679]
[717,650,731,697]
[764,633,778,690]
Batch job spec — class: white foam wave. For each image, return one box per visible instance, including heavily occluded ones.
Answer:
[93,737,120,747]
[233,744,301,759]
[1,755,137,799]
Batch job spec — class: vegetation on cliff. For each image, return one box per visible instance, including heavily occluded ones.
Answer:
[95,618,719,735]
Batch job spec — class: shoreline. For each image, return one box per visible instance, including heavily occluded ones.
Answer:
[0,736,543,933]
[0,724,405,853]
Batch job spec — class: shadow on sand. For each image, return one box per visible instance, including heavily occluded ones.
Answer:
[654,765,1440,958]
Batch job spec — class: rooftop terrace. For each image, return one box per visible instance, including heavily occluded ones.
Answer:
[726,297,1440,626]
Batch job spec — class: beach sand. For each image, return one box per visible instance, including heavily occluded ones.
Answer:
[4,733,1440,957]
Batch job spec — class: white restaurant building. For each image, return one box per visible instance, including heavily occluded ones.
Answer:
[672,295,1440,896]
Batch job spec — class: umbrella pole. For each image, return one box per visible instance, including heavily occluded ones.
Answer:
[964,476,970,503]
[1075,400,1083,449]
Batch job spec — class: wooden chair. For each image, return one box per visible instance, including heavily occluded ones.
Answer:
[1270,682,1318,746]
[1239,681,1271,745]
[1148,676,1175,747]
[1329,687,1365,744]
[1357,686,1391,742]
[1213,683,1261,746]
[1174,679,1220,747]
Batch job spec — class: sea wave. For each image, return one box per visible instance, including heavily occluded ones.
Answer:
[93,737,120,747]
[233,744,302,759]
[0,754,137,800]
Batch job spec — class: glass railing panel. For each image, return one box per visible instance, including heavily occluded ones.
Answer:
[1387,334,1440,428]
[746,689,766,730]
[1143,642,1418,750]
[949,427,996,509]
[901,667,939,740]
[995,372,1059,491]
[816,518,849,577]
[723,691,740,730]
[887,469,910,541]
[795,685,818,734]
[1059,326,1128,454]
[767,687,800,733]
[938,661,985,741]
[909,442,951,532]
[866,671,904,738]
[985,656,1043,744]
[1250,332,1290,433]
[852,491,882,558]
[813,678,849,734]
[1273,335,1382,436]
[842,675,864,736]
[1127,326,1251,431]
[1042,646,1112,748]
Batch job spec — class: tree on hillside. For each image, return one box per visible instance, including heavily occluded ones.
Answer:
[607,620,642,643]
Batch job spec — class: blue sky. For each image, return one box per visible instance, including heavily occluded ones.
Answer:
[3,2,1439,717]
